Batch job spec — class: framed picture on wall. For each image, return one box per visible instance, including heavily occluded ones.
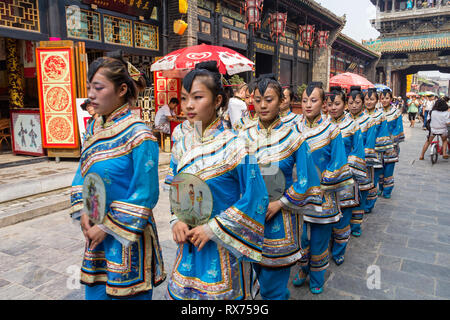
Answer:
[10,109,45,156]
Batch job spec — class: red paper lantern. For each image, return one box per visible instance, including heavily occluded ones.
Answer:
[242,0,264,31]
[316,31,329,48]
[268,12,287,43]
[299,24,315,47]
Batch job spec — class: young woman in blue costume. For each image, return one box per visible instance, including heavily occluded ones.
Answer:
[326,86,367,265]
[292,82,354,294]
[346,86,378,236]
[364,88,394,213]
[239,74,322,300]
[166,61,269,300]
[376,89,405,199]
[70,54,165,300]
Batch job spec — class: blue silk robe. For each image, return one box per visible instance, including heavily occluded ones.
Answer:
[240,117,322,267]
[348,111,378,192]
[280,110,302,128]
[330,113,367,209]
[366,108,394,205]
[382,105,405,164]
[70,104,165,298]
[166,118,268,300]
[296,114,355,224]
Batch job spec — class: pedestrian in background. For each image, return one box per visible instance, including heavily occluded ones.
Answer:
[407,95,419,127]
[423,95,435,130]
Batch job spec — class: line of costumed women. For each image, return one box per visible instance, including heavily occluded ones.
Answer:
[363,88,394,212]
[346,86,378,237]
[292,82,355,294]
[375,89,405,199]
[326,86,368,265]
[166,61,269,300]
[238,74,323,300]
[70,54,166,300]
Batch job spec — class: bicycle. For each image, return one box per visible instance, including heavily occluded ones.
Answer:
[430,135,443,164]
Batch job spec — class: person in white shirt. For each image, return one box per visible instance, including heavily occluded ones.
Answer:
[154,98,179,134]
[422,95,435,130]
[227,83,249,129]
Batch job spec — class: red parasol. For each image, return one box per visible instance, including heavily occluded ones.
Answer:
[150,43,255,78]
[329,72,375,92]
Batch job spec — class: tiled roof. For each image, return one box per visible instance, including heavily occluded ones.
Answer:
[363,33,450,53]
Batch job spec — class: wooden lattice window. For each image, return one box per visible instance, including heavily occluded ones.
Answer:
[0,0,40,32]
[103,14,133,47]
[134,22,159,50]
[65,6,101,41]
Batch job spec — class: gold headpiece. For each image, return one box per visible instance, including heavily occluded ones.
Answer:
[127,62,142,81]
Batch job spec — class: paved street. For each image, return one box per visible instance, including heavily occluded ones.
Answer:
[0,117,449,300]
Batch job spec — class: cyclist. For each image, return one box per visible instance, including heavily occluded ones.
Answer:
[419,98,450,160]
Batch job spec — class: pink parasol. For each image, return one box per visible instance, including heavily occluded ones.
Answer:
[329,72,375,92]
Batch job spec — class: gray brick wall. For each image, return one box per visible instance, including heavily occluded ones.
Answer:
[167,0,199,53]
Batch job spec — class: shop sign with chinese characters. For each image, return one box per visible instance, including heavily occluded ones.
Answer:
[81,0,157,17]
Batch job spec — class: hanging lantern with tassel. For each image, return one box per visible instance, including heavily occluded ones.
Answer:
[179,0,188,14]
[268,12,287,43]
[241,0,264,31]
[299,24,315,47]
[316,30,329,48]
[174,19,188,35]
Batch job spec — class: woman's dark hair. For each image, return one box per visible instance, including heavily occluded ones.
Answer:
[284,86,295,102]
[304,82,325,101]
[254,73,283,102]
[380,88,393,99]
[365,88,379,101]
[182,60,229,113]
[87,51,145,104]
[327,86,347,103]
[80,98,90,111]
[348,86,363,101]
[433,98,449,112]
[169,97,179,105]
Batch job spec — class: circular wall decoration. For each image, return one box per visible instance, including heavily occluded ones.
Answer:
[45,87,70,112]
[47,116,72,142]
[43,55,68,81]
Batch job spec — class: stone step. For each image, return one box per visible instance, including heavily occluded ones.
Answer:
[0,187,71,228]
[0,166,171,228]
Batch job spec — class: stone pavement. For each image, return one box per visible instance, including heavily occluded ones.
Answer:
[0,118,449,300]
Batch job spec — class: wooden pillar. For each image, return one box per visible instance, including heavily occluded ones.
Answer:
[6,38,24,109]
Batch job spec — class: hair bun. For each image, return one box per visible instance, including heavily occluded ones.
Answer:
[330,86,342,92]
[195,60,219,73]
[258,73,277,81]
[309,81,323,88]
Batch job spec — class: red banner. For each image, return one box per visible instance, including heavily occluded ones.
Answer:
[36,47,79,149]
[153,71,181,114]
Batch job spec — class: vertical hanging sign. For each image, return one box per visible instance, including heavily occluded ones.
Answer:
[36,46,79,149]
